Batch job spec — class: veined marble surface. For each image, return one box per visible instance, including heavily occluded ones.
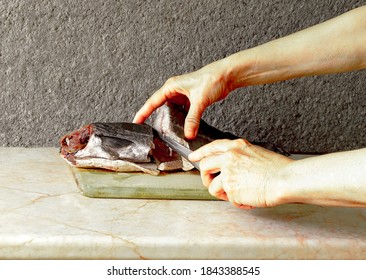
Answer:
[1,148,366,259]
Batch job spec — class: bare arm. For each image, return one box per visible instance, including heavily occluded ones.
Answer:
[134,6,366,209]
[223,5,366,89]
[134,6,366,138]
[189,141,366,208]
[277,148,366,207]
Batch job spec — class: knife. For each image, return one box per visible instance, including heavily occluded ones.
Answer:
[153,129,200,171]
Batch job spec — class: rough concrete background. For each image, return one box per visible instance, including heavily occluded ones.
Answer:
[0,0,365,153]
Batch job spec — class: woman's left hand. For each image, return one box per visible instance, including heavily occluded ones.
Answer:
[189,139,294,209]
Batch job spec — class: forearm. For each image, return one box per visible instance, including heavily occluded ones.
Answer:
[215,6,366,90]
[276,148,366,207]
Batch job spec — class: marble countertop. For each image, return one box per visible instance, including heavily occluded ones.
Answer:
[1,147,366,259]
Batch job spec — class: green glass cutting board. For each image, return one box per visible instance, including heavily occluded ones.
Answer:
[71,167,217,200]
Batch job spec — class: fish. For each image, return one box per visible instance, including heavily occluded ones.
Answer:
[60,104,289,175]
[151,137,183,171]
[152,102,289,170]
[60,123,160,175]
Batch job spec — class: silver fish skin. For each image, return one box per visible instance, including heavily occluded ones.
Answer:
[60,122,159,175]
[60,105,289,175]
[152,103,289,171]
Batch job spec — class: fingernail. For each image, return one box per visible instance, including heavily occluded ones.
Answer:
[185,128,196,140]
[133,115,141,124]
[188,152,197,161]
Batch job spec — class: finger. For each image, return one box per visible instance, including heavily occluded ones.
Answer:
[223,185,255,210]
[231,202,255,210]
[132,87,169,123]
[184,104,203,139]
[189,139,237,162]
[208,175,228,201]
[199,154,222,187]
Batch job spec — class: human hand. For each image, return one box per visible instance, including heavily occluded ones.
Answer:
[189,139,294,209]
[133,62,231,139]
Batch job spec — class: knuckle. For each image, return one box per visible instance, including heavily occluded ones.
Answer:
[235,138,250,146]
[185,116,200,125]
[235,138,250,147]
[165,76,179,85]
[199,157,208,170]
[224,150,237,161]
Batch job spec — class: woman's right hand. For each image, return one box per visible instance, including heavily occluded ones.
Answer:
[133,61,231,139]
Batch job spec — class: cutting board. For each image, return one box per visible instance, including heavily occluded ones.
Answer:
[71,167,217,200]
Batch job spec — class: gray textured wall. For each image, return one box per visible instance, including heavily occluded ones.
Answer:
[1,0,365,153]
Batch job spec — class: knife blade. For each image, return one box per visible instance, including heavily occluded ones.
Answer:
[153,129,200,171]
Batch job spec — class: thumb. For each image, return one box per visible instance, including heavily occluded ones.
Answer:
[184,104,203,139]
